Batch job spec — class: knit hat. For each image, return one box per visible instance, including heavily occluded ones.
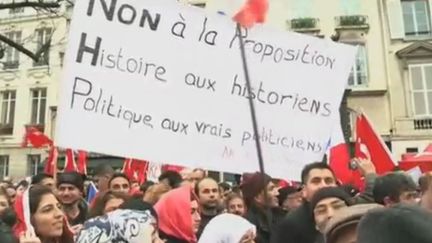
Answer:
[357,204,432,243]
[57,172,84,192]
[240,172,272,205]
[324,204,383,243]
[310,187,352,212]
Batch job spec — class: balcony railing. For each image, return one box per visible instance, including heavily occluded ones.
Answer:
[290,18,319,30]
[335,15,369,30]
[414,118,432,130]
[394,117,432,135]
[2,61,19,70]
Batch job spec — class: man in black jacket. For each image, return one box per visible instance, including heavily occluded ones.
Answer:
[241,172,279,243]
[272,158,377,243]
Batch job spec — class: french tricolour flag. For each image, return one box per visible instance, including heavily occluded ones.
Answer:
[86,182,99,204]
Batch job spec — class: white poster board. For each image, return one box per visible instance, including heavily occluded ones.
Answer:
[56,0,357,180]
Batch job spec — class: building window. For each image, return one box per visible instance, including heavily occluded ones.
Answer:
[348,45,369,86]
[30,88,47,125]
[3,31,21,70]
[33,28,52,67]
[409,64,432,116]
[402,0,431,37]
[406,147,419,153]
[0,156,9,179]
[27,154,41,176]
[0,91,16,135]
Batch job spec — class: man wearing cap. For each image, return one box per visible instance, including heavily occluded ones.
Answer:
[241,172,279,243]
[272,159,376,243]
[277,186,302,213]
[272,186,302,225]
[324,204,382,243]
[310,187,352,236]
[57,172,88,226]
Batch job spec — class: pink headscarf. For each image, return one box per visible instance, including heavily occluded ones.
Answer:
[154,185,196,243]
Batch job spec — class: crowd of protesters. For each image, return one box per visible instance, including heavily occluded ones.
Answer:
[0,158,430,243]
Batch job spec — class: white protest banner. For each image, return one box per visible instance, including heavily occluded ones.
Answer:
[56,0,357,180]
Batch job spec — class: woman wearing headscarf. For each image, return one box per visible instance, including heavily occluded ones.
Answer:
[154,185,201,243]
[198,213,256,243]
[13,185,74,243]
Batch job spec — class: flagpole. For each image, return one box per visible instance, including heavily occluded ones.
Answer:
[236,24,267,181]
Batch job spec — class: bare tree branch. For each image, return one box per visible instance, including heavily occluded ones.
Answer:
[0,1,61,10]
[0,32,51,62]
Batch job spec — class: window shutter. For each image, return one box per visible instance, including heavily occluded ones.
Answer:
[386,0,405,39]
[428,0,432,30]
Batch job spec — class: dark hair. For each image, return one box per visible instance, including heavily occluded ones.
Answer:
[88,190,131,219]
[120,198,157,218]
[192,168,206,176]
[158,171,182,189]
[231,185,242,194]
[16,180,29,190]
[419,173,432,193]
[373,172,417,205]
[108,173,130,188]
[140,181,155,194]
[301,162,335,185]
[94,164,114,177]
[194,177,218,196]
[225,192,244,206]
[219,182,231,192]
[29,186,54,215]
[31,173,53,185]
[357,204,432,243]
[29,186,74,243]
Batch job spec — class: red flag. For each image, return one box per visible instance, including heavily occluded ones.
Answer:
[44,146,58,176]
[21,126,53,148]
[132,160,149,184]
[76,150,88,175]
[355,113,395,174]
[327,120,353,184]
[64,149,77,172]
[233,0,269,28]
[162,164,185,173]
[122,158,134,180]
[399,144,432,172]
[327,121,364,190]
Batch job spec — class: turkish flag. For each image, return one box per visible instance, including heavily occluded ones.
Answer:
[21,126,53,148]
[355,113,395,175]
[326,118,364,189]
[44,146,58,176]
[64,149,77,172]
[76,150,88,175]
[399,144,432,172]
[122,158,134,180]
